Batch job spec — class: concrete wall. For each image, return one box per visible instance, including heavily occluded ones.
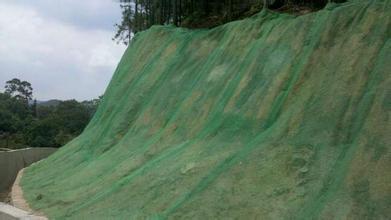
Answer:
[0,202,46,220]
[0,148,57,193]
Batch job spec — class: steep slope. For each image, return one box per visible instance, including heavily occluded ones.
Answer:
[21,1,390,219]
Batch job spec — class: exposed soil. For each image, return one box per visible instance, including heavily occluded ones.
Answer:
[11,169,47,218]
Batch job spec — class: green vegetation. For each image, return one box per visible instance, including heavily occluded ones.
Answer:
[22,0,390,219]
[114,0,346,44]
[0,78,100,149]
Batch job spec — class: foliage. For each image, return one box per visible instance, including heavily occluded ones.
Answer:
[113,0,346,44]
[0,79,101,149]
[5,78,33,102]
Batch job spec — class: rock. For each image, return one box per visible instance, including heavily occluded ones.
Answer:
[299,166,309,173]
[180,162,196,174]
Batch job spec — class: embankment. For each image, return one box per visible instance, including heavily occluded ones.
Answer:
[22,0,390,219]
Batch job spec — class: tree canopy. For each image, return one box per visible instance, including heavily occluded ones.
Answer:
[113,0,345,44]
[0,79,101,149]
[5,78,33,102]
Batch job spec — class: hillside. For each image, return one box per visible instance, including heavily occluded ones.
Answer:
[21,0,390,219]
[36,100,61,107]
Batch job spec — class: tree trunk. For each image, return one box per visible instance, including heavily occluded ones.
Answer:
[174,0,178,25]
[135,0,139,32]
[179,0,182,25]
[229,0,233,20]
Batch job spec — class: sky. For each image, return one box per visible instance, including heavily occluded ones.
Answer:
[0,0,126,101]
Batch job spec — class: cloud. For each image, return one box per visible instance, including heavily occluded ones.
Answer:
[0,1,126,100]
[1,0,122,31]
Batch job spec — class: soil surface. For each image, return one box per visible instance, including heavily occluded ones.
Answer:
[11,169,47,218]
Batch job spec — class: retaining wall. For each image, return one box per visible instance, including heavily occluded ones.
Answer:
[0,148,57,193]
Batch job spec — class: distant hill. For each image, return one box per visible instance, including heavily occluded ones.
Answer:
[36,99,61,107]
[28,99,61,107]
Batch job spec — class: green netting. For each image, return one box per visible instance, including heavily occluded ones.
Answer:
[21,0,390,219]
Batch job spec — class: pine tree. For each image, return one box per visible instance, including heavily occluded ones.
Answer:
[113,0,342,45]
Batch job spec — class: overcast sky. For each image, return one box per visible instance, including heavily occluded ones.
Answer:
[0,0,126,101]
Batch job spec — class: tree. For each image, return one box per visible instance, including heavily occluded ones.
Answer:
[0,92,30,149]
[82,95,103,117]
[263,0,269,9]
[113,0,345,45]
[113,1,134,45]
[51,100,91,135]
[28,117,59,147]
[1,78,101,149]
[5,78,33,102]
[32,99,38,117]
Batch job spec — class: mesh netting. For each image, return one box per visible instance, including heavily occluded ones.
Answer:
[21,0,390,219]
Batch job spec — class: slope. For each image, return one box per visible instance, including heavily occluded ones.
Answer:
[21,0,390,219]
